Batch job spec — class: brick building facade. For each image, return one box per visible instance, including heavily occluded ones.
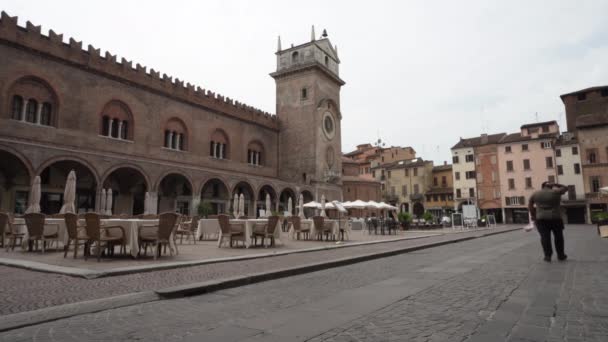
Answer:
[0,13,343,216]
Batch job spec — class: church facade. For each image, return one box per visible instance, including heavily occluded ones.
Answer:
[0,12,343,216]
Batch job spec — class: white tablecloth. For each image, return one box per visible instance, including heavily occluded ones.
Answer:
[13,218,164,258]
[198,218,282,248]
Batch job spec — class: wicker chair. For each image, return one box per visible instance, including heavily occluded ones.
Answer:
[63,213,90,259]
[1,212,25,251]
[23,213,59,252]
[218,214,245,248]
[175,215,199,244]
[251,215,279,247]
[84,213,126,261]
[138,212,180,260]
[291,216,310,240]
[313,216,332,241]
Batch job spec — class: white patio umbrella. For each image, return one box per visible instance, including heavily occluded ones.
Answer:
[348,200,368,209]
[299,194,305,218]
[232,193,239,218]
[600,186,608,194]
[105,189,113,215]
[287,197,293,217]
[320,194,326,217]
[25,176,41,214]
[239,193,245,218]
[143,192,150,215]
[303,201,321,208]
[100,188,106,213]
[60,170,77,214]
[265,194,271,217]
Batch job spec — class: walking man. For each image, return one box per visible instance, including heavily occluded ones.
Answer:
[528,182,568,262]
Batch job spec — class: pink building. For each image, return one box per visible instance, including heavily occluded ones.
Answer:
[497,121,560,223]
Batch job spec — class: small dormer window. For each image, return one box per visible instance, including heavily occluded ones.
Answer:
[324,55,329,67]
[301,88,308,100]
[292,51,299,63]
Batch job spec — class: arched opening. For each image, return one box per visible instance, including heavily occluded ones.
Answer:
[413,202,425,218]
[291,51,299,63]
[279,187,296,214]
[200,178,230,215]
[300,190,314,218]
[247,141,264,166]
[257,185,277,216]
[99,100,133,140]
[7,76,58,126]
[158,173,193,215]
[102,167,147,215]
[400,203,409,213]
[231,181,255,217]
[163,118,188,151]
[38,160,97,214]
[0,150,31,214]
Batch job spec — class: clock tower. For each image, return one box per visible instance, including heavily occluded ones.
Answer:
[271,28,345,200]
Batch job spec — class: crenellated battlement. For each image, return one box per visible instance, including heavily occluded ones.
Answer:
[0,11,278,130]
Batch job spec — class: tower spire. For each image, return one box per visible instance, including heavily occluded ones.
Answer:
[311,25,316,41]
[277,35,282,52]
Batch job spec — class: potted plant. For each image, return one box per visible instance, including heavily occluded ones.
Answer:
[398,212,412,229]
[422,211,434,223]
[197,201,212,218]
[593,212,608,225]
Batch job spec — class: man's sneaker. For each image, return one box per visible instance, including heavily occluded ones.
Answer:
[543,256,552,262]
[558,255,568,262]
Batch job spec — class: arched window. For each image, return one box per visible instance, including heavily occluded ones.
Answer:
[41,102,52,126]
[8,76,58,126]
[163,118,188,151]
[291,51,299,63]
[210,129,229,159]
[25,99,38,123]
[11,95,23,120]
[99,100,133,140]
[247,141,264,166]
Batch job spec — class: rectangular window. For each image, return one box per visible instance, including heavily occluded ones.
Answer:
[555,149,561,157]
[491,155,497,164]
[456,189,461,198]
[414,184,419,194]
[574,163,581,174]
[557,165,563,175]
[508,178,515,190]
[413,168,418,176]
[441,176,447,186]
[572,146,578,155]
[455,172,460,180]
[542,125,549,133]
[523,159,530,170]
[405,168,409,177]
[494,189,500,199]
[300,88,308,100]
[541,141,552,149]
[465,171,476,179]
[387,171,391,179]
[525,177,532,188]
[469,188,475,198]
[505,146,512,153]
[465,154,474,162]
[587,149,597,164]
[548,175,556,183]
[452,156,459,164]
[506,160,514,172]
[522,144,529,151]
[434,177,438,186]
[402,185,407,195]
[546,156,553,168]
[372,171,376,178]
[568,185,576,200]
[591,176,601,193]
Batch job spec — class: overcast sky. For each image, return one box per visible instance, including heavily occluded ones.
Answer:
[3,0,607,163]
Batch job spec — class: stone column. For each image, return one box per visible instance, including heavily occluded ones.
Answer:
[211,142,216,158]
[149,192,158,215]
[191,196,200,217]
[35,102,42,124]
[117,121,123,140]
[176,133,182,151]
[108,119,114,138]
[253,199,258,218]
[219,143,224,159]
[586,203,592,224]
[20,101,27,121]
[165,131,171,148]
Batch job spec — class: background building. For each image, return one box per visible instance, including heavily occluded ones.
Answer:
[554,132,587,223]
[426,163,454,219]
[379,158,434,217]
[451,142,478,211]
[0,13,342,216]
[341,156,380,202]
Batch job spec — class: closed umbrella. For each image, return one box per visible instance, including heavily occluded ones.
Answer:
[239,193,245,218]
[60,170,77,214]
[600,186,608,194]
[321,194,326,217]
[100,188,106,213]
[287,197,292,217]
[299,194,305,218]
[25,176,41,214]
[105,189,113,215]
[233,193,239,218]
[266,194,271,217]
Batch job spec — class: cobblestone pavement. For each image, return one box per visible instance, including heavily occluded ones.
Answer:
[2,226,604,341]
[0,226,513,316]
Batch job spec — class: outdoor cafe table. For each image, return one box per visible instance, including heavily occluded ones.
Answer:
[197,218,282,248]
[12,218,164,258]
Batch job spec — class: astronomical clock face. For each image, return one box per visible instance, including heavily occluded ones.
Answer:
[322,111,336,140]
